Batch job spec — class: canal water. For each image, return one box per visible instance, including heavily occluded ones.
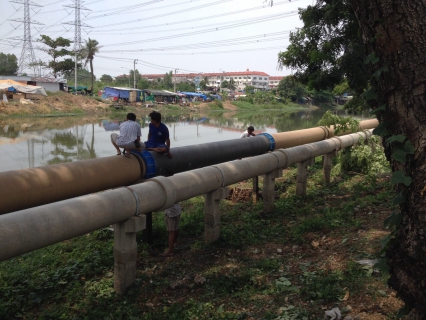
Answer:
[0,109,366,173]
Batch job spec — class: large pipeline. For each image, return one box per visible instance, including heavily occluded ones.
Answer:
[0,119,378,215]
[0,130,373,261]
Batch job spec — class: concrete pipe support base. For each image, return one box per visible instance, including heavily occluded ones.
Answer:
[296,158,315,196]
[204,187,229,244]
[323,150,339,184]
[113,216,146,294]
[262,169,281,213]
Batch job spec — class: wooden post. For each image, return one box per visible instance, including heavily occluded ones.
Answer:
[262,169,281,213]
[113,216,146,294]
[204,187,228,244]
[296,158,315,196]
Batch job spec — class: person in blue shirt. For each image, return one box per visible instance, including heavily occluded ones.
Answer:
[145,111,172,158]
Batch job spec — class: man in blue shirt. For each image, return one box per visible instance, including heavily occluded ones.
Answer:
[145,111,172,158]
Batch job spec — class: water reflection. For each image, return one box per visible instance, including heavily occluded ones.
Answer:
[0,109,369,172]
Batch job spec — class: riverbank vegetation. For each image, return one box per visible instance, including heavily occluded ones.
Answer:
[0,90,317,118]
[0,137,401,319]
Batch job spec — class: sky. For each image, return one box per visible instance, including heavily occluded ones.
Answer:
[0,0,314,79]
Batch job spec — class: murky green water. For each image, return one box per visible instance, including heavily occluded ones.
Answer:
[0,109,366,172]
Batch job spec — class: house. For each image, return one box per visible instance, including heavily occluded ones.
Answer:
[104,86,144,102]
[31,77,67,93]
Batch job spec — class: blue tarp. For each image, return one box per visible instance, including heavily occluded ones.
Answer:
[179,91,208,100]
[104,87,144,102]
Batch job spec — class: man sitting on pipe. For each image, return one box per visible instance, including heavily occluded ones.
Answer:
[240,125,256,138]
[144,111,172,158]
[111,112,143,158]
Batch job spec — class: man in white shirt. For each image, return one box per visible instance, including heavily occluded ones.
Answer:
[110,112,144,157]
[240,126,256,138]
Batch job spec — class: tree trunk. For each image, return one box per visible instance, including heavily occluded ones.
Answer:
[90,59,94,91]
[350,0,426,317]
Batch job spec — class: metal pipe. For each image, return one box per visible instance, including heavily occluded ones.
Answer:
[0,120,377,215]
[0,155,143,215]
[150,135,271,176]
[0,129,374,261]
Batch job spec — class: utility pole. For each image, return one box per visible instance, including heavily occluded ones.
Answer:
[133,59,138,89]
[174,68,179,92]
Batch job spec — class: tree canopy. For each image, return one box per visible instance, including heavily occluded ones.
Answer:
[278,1,368,96]
[38,35,74,78]
[0,53,18,75]
[100,74,113,83]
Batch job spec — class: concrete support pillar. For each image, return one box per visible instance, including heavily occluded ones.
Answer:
[252,176,259,203]
[262,169,281,213]
[204,187,228,244]
[322,151,338,184]
[296,158,315,196]
[143,212,153,244]
[113,215,146,294]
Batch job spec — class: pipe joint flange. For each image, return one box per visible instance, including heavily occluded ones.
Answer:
[140,150,156,179]
[258,133,275,151]
[129,152,146,179]
[147,176,176,211]
[318,126,329,139]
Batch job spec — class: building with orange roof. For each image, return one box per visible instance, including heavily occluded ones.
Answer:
[269,76,285,88]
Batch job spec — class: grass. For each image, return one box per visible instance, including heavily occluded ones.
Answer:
[0,151,402,319]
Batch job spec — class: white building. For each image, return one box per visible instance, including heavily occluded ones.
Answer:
[139,69,272,91]
[269,76,284,89]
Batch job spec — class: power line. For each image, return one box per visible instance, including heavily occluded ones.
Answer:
[101,11,297,48]
[91,0,233,28]
[92,11,294,36]
[100,31,291,53]
[91,0,298,33]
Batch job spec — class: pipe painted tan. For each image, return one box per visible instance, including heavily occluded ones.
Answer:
[0,155,143,215]
[272,119,378,149]
[272,127,330,149]
[0,130,374,261]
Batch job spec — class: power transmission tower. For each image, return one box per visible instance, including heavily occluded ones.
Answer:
[9,0,44,76]
[63,0,91,92]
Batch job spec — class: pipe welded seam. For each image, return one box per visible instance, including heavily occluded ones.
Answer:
[125,187,140,216]
[146,177,176,211]
[269,152,281,170]
[211,165,226,187]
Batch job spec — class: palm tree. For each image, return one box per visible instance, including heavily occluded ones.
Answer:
[81,38,101,92]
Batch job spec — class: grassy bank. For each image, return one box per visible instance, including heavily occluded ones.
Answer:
[0,91,315,118]
[0,141,401,319]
